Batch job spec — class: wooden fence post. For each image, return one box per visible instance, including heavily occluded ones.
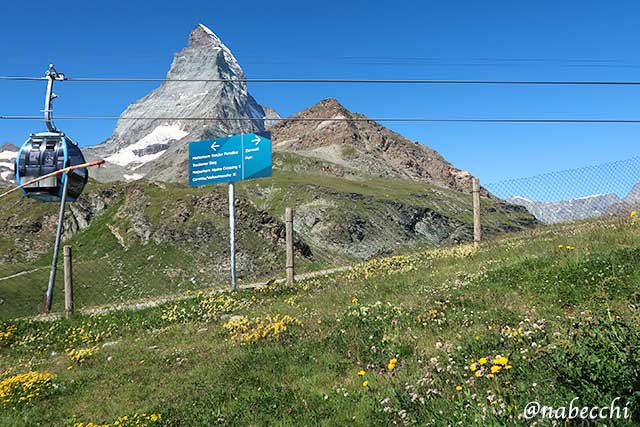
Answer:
[472,178,481,248]
[285,208,295,286]
[63,245,74,318]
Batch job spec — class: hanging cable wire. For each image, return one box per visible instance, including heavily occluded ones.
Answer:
[0,76,46,81]
[5,75,640,85]
[3,115,640,124]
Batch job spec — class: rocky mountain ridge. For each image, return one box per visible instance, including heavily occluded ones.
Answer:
[507,190,638,224]
[271,98,474,193]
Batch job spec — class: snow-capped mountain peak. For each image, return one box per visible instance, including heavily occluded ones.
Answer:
[190,24,245,79]
[86,23,279,182]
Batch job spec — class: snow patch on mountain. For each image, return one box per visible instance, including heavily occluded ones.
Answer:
[124,173,145,181]
[106,125,188,170]
[0,169,13,182]
[0,143,18,184]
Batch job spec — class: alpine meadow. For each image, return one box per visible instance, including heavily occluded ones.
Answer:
[2,6,640,427]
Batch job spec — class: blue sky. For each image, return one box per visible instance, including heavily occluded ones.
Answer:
[1,0,640,197]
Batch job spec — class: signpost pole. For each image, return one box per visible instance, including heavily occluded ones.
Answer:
[44,173,69,314]
[229,182,237,290]
[189,132,272,291]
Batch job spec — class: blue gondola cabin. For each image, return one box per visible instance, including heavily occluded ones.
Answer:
[15,132,88,202]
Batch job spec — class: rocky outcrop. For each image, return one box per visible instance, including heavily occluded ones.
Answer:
[263,106,282,129]
[63,187,120,239]
[606,182,640,216]
[271,99,476,193]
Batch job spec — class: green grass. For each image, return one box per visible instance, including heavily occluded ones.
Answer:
[1,216,639,426]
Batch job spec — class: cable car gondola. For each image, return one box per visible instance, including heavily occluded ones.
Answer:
[10,64,95,315]
[13,65,89,203]
[15,132,88,202]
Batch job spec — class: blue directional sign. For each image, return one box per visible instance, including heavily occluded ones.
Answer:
[189,132,272,187]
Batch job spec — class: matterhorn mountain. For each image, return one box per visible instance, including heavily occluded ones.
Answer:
[0,142,18,186]
[86,24,276,181]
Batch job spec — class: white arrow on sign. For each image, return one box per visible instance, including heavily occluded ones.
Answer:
[211,141,220,151]
[252,136,261,145]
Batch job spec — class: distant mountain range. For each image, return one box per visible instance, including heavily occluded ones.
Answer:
[0,142,17,185]
[507,185,640,224]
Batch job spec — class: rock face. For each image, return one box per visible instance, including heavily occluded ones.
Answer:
[0,142,18,185]
[262,106,282,128]
[507,194,622,224]
[605,182,640,215]
[86,24,274,181]
[624,182,640,205]
[271,99,474,193]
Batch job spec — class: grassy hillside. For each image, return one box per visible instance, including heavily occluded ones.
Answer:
[0,153,533,319]
[1,216,638,426]
[0,179,316,319]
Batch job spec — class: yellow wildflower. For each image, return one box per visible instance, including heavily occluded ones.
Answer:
[351,297,358,304]
[455,385,463,391]
[494,356,509,366]
[630,211,638,217]
[0,372,55,407]
[362,380,369,388]
[478,357,487,365]
[490,365,502,374]
[357,370,365,376]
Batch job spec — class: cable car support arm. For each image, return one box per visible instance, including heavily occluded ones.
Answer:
[44,64,66,132]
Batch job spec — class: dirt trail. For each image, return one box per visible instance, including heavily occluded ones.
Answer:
[27,265,352,321]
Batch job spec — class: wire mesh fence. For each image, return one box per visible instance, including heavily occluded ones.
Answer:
[486,156,640,224]
[2,154,640,318]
